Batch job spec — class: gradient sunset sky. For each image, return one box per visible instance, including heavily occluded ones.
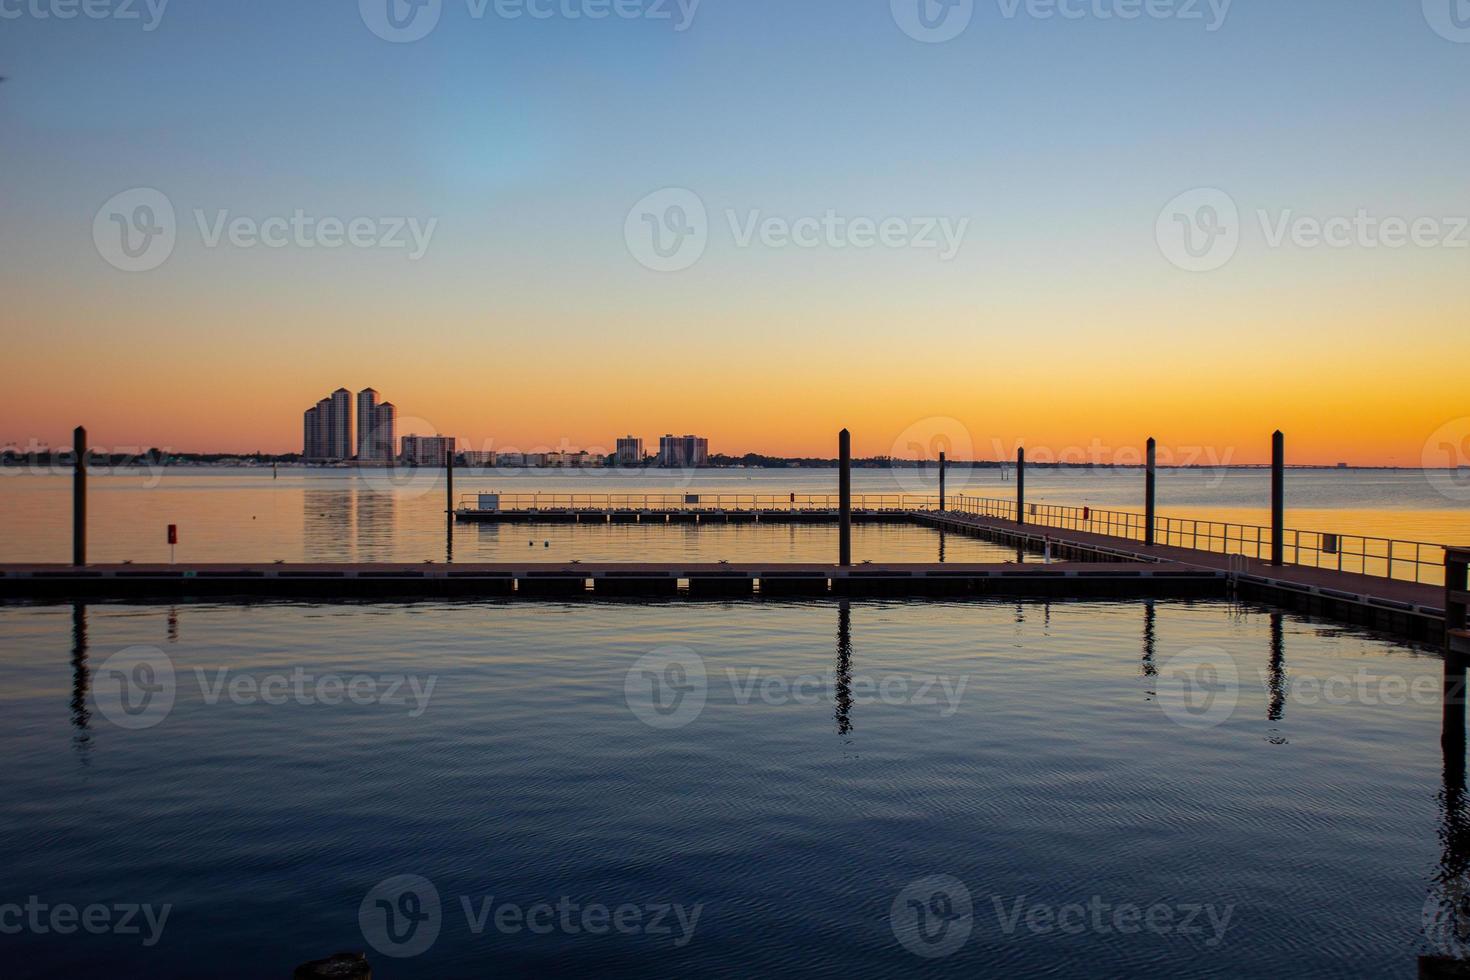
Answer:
[1,0,1466,464]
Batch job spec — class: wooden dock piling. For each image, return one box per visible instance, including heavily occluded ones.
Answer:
[1016,447,1026,526]
[72,426,86,567]
[1271,430,1285,566]
[1145,437,1156,547]
[839,429,851,567]
[938,450,947,512]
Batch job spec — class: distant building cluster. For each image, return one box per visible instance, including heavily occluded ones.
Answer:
[658,434,709,467]
[301,388,396,462]
[298,407,709,468]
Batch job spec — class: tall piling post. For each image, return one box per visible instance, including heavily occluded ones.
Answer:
[1145,437,1157,547]
[72,426,87,567]
[938,451,947,512]
[1016,447,1026,525]
[1271,430,1285,566]
[839,429,852,567]
[445,445,455,562]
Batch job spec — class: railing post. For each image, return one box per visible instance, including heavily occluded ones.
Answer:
[839,429,852,567]
[1145,436,1156,547]
[1271,430,1285,566]
[1016,447,1026,525]
[938,451,946,512]
[72,426,86,567]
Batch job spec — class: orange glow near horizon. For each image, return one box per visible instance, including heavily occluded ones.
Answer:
[3,291,1463,466]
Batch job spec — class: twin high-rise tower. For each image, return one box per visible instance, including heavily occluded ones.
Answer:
[302,388,397,462]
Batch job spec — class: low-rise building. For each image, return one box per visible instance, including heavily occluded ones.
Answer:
[400,435,456,467]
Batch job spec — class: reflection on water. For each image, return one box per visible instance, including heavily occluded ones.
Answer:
[68,603,89,759]
[834,602,853,738]
[0,599,1458,976]
[1428,652,1470,963]
[1141,601,1157,678]
[7,466,1463,564]
[304,488,400,562]
[1267,613,1289,726]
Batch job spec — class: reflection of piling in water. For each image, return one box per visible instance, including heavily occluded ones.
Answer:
[834,601,853,736]
[1141,601,1157,678]
[293,952,371,979]
[1424,649,1470,972]
[1267,613,1287,722]
[70,603,90,755]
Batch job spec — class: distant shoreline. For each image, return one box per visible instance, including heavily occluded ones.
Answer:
[0,457,1452,473]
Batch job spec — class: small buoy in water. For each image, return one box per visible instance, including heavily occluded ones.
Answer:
[529,541,535,547]
[544,541,550,548]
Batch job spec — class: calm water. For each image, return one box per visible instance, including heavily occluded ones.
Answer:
[0,598,1461,977]
[0,466,1464,564]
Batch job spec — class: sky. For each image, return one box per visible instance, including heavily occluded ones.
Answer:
[1,0,1467,465]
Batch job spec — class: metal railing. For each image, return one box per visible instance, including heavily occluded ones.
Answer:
[459,492,940,513]
[946,495,1448,586]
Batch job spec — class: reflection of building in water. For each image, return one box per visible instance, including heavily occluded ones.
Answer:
[353,486,397,562]
[304,488,356,561]
[305,487,399,561]
[70,603,91,758]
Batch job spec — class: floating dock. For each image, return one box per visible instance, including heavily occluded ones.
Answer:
[0,561,1222,600]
